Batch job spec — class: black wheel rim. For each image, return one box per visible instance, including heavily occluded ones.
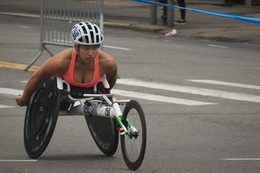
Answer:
[24,77,60,159]
[29,89,48,135]
[85,115,119,156]
[121,100,147,170]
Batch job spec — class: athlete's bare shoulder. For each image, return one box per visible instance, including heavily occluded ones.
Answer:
[37,48,74,76]
[98,50,117,68]
[54,48,74,61]
[51,48,74,74]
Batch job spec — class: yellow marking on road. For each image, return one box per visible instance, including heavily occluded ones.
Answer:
[0,61,40,72]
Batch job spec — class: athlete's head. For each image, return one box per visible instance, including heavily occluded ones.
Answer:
[71,21,104,46]
[71,22,103,62]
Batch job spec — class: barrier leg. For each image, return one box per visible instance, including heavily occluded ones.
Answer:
[44,45,54,57]
[24,48,43,71]
[24,45,54,71]
[167,0,174,27]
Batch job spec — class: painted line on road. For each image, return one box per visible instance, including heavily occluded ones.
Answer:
[112,89,216,106]
[0,160,37,162]
[103,45,132,51]
[0,61,39,72]
[0,11,39,18]
[208,44,228,49]
[0,105,14,108]
[220,158,260,161]
[0,87,23,96]
[187,79,260,90]
[18,25,31,29]
[0,87,215,106]
[117,78,260,103]
[48,39,132,51]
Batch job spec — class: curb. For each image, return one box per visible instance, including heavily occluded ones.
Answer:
[0,11,167,33]
[103,20,131,29]
[104,20,166,32]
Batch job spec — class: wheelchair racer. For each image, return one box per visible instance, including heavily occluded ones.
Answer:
[16,21,118,106]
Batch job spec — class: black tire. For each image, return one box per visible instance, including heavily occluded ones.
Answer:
[24,76,60,159]
[85,82,118,156]
[121,100,147,170]
[85,116,118,156]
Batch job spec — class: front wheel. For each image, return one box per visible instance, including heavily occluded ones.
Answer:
[120,100,147,170]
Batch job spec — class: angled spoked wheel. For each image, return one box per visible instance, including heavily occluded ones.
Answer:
[85,116,119,156]
[24,76,60,159]
[121,100,147,170]
[85,82,119,156]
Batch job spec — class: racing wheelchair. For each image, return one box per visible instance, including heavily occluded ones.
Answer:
[23,75,147,170]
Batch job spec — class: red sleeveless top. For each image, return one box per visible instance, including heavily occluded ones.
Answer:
[61,50,101,87]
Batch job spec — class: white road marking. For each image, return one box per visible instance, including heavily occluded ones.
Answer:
[0,87,214,105]
[0,160,37,162]
[0,87,23,96]
[50,40,132,51]
[208,44,228,49]
[0,12,39,18]
[41,40,131,51]
[18,25,30,29]
[103,45,132,51]
[220,158,260,161]
[117,79,260,103]
[112,89,216,106]
[187,79,260,90]
[5,78,260,105]
[0,105,14,108]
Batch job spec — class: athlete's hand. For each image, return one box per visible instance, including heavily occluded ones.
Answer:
[15,95,29,107]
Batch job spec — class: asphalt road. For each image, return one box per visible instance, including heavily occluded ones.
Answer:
[0,15,260,173]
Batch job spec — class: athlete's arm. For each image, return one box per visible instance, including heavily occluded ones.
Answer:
[15,49,72,106]
[99,50,118,89]
[106,61,117,89]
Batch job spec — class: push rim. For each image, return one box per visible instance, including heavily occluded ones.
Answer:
[24,77,60,159]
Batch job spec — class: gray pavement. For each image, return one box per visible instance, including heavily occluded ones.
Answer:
[0,0,260,44]
[1,15,260,173]
[1,2,260,173]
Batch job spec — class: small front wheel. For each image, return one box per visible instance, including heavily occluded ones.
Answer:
[120,100,147,170]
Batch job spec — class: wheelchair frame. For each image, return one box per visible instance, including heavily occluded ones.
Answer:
[24,75,146,170]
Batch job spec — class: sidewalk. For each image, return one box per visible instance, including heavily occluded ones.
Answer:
[104,0,260,44]
[1,0,260,44]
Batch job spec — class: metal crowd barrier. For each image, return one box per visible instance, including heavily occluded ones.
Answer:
[25,0,104,71]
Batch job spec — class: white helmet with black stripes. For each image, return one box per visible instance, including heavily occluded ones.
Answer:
[71,21,104,45]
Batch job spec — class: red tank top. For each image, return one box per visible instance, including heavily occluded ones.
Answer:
[61,50,101,87]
